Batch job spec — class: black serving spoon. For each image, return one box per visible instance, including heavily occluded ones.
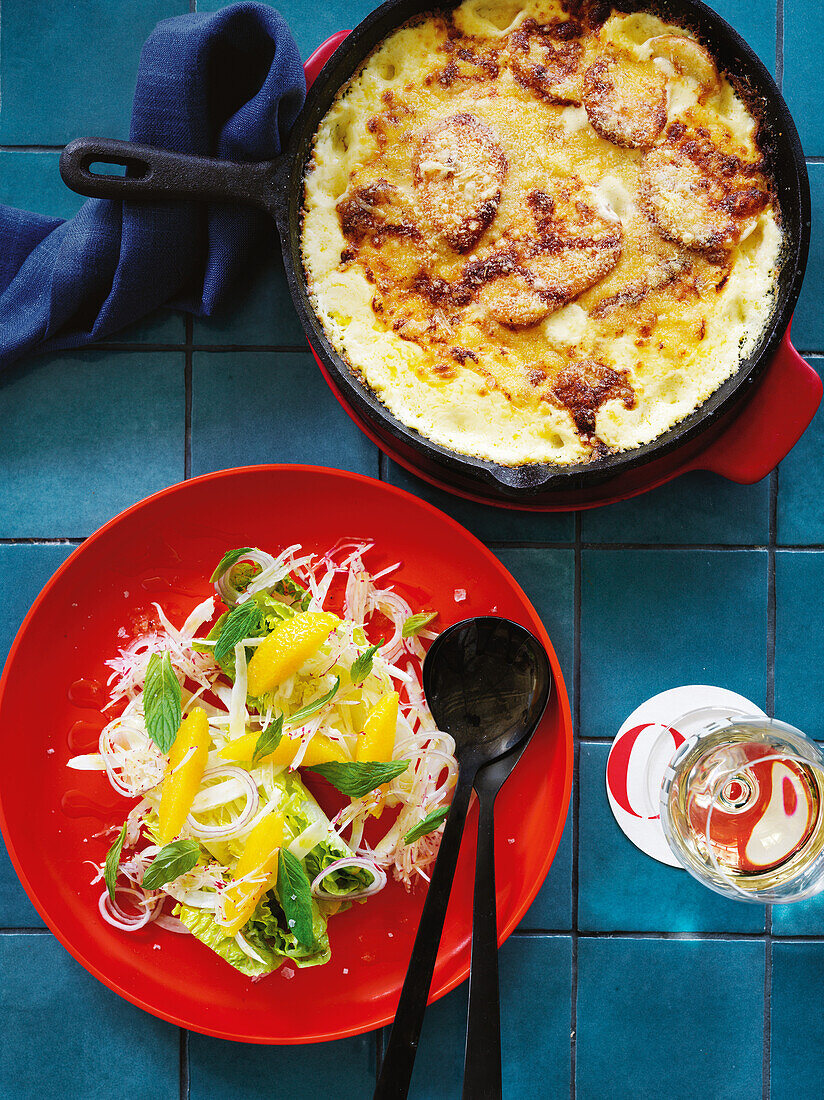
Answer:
[374,617,551,1100]
[462,689,551,1100]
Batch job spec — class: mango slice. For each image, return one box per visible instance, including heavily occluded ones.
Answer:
[246,612,339,698]
[157,707,211,845]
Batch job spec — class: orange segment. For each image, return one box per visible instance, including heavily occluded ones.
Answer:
[157,707,211,845]
[221,811,285,937]
[246,612,339,698]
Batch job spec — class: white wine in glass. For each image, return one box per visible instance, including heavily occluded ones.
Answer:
[660,715,824,903]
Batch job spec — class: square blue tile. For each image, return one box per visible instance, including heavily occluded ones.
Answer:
[0,544,75,667]
[783,0,824,154]
[518,808,573,931]
[577,938,764,1100]
[0,845,43,928]
[776,359,824,544]
[192,249,306,347]
[196,0,379,59]
[386,463,576,544]
[771,943,824,1100]
[581,472,769,545]
[494,549,575,687]
[775,552,824,736]
[0,934,179,1097]
[791,164,824,354]
[407,935,572,1099]
[0,350,184,538]
[709,0,777,73]
[190,350,378,475]
[0,545,73,926]
[580,549,768,740]
[0,0,188,145]
[189,1030,376,1098]
[772,890,824,935]
[0,152,84,222]
[578,743,766,932]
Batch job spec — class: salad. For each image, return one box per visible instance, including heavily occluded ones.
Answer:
[68,541,457,978]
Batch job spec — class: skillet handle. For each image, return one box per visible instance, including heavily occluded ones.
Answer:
[685,329,822,483]
[59,137,282,218]
[304,30,351,88]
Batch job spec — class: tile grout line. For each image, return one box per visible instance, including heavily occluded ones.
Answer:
[179,1028,190,1100]
[569,511,582,1100]
[763,466,779,1100]
[775,0,785,91]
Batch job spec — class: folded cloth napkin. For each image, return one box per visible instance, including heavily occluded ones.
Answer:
[0,2,305,369]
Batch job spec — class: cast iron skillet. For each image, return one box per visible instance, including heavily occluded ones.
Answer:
[60,0,810,502]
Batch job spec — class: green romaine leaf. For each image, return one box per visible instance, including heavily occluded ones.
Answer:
[404,806,450,844]
[104,822,128,903]
[277,849,316,949]
[349,640,383,686]
[142,838,200,890]
[173,903,281,977]
[209,547,254,584]
[143,652,182,754]
[288,678,340,726]
[402,611,438,638]
[307,759,409,798]
[252,714,284,764]
[214,600,263,663]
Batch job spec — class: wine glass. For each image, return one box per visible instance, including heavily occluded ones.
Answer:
[659,708,824,903]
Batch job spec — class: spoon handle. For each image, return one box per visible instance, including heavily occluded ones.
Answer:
[374,764,477,1100]
[462,783,502,1100]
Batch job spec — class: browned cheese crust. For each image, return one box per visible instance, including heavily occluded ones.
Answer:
[310,5,776,462]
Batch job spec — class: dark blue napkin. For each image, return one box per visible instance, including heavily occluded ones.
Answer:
[0,2,305,369]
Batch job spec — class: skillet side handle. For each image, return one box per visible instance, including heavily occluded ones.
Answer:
[685,331,822,483]
[304,30,352,89]
[59,137,281,217]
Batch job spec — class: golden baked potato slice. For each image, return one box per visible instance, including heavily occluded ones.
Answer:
[642,124,770,252]
[583,56,667,148]
[506,17,585,105]
[413,113,507,253]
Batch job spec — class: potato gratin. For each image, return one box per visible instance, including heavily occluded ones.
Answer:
[301,0,782,466]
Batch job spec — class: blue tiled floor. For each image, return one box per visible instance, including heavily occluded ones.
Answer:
[580,549,768,740]
[1,0,823,1097]
[771,943,824,1100]
[0,935,180,1098]
[576,938,764,1100]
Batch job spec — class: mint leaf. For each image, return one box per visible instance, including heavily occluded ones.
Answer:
[275,575,311,612]
[143,652,182,754]
[402,612,438,638]
[214,600,262,663]
[404,806,450,844]
[277,849,315,949]
[307,759,409,798]
[252,715,284,764]
[104,822,128,903]
[288,678,340,726]
[350,640,383,686]
[142,838,200,890]
[210,547,255,584]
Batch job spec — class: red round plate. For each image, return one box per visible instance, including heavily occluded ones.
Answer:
[0,465,572,1044]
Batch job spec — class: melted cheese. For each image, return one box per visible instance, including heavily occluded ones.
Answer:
[302,0,782,467]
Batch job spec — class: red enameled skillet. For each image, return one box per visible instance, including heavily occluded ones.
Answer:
[59,0,820,509]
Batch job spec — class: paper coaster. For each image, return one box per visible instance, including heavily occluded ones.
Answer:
[606,685,767,867]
